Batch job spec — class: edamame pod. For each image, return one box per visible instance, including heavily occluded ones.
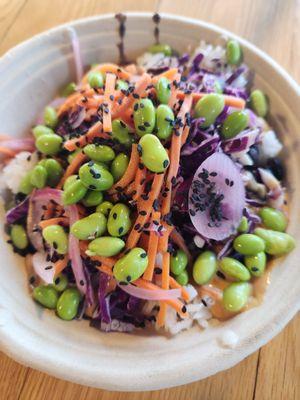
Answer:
[226,40,242,65]
[62,179,87,205]
[61,82,76,97]
[222,282,251,312]
[42,224,68,254]
[170,249,188,276]
[237,216,249,233]
[233,233,265,256]
[116,80,129,91]
[52,274,68,292]
[219,257,251,281]
[63,175,78,191]
[96,201,114,216]
[36,133,62,155]
[82,190,103,207]
[44,106,58,129]
[79,161,114,191]
[156,77,171,104]
[175,270,189,286]
[88,71,104,89]
[194,93,225,128]
[133,99,156,136]
[139,134,169,173]
[259,207,287,232]
[250,89,268,117]
[57,288,81,320]
[87,236,125,257]
[156,104,174,140]
[111,153,129,182]
[113,248,148,282]
[112,119,132,146]
[83,144,115,163]
[32,125,54,139]
[193,251,217,284]
[10,224,28,249]
[221,110,249,139]
[254,228,295,256]
[30,165,47,189]
[19,172,34,195]
[44,158,63,187]
[244,252,266,277]
[107,203,131,237]
[71,212,107,240]
[33,285,59,309]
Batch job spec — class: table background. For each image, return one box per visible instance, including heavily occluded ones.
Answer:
[0,0,299,399]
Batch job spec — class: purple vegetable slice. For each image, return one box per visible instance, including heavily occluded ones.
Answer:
[188,152,245,240]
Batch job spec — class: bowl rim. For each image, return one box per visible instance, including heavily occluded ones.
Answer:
[0,12,299,391]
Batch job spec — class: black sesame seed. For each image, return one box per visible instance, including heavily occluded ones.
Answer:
[181,305,187,313]
[139,210,147,216]
[45,265,53,270]
[29,276,35,285]
[140,252,147,258]
[141,194,149,201]
[54,277,60,285]
[201,299,208,307]
[53,242,58,250]
[138,125,146,131]
[89,185,96,190]
[216,271,226,280]
[163,159,169,168]
[126,275,132,282]
[80,280,84,286]
[134,223,141,231]
[251,267,259,272]
[144,222,150,229]
[138,162,144,170]
[154,268,162,274]
[113,213,117,219]
[118,227,124,234]
[133,103,139,111]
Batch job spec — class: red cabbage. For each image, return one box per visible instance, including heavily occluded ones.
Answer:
[6,196,29,224]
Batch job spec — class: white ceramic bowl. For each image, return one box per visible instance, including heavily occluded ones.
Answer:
[0,13,299,391]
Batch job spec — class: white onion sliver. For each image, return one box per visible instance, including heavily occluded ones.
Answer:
[118,283,181,300]
[32,252,55,284]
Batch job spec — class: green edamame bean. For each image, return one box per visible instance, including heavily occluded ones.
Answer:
[113,247,148,282]
[170,249,188,275]
[226,40,242,65]
[42,224,68,254]
[156,77,171,104]
[148,43,172,56]
[19,172,34,195]
[57,288,81,320]
[254,228,295,256]
[133,99,156,136]
[259,207,287,232]
[87,236,125,257]
[175,270,189,286]
[71,212,107,240]
[44,106,58,129]
[10,224,28,249]
[52,274,68,292]
[82,190,103,207]
[194,94,225,128]
[36,133,62,155]
[111,153,129,182]
[30,165,47,189]
[244,251,266,277]
[116,79,129,91]
[139,134,169,173]
[250,89,268,117]
[32,125,54,139]
[156,104,174,140]
[233,233,265,256]
[221,110,249,139]
[63,175,78,191]
[219,257,251,281]
[44,159,63,187]
[238,216,249,233]
[62,179,87,205]
[83,144,115,163]
[222,282,251,312]
[193,251,217,285]
[79,161,114,191]
[96,201,113,216]
[107,203,131,237]
[61,82,76,97]
[88,71,104,89]
[67,149,81,164]
[33,285,59,309]
[111,119,132,147]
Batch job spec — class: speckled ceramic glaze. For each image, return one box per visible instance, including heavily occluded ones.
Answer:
[0,13,299,391]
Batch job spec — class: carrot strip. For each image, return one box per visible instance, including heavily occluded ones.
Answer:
[143,211,161,281]
[63,121,109,151]
[81,63,131,84]
[39,217,68,229]
[126,173,165,249]
[54,256,69,276]
[158,223,174,253]
[156,251,171,327]
[0,147,16,157]
[113,73,151,119]
[103,73,116,133]
[58,92,82,116]
[56,151,87,189]
[152,68,179,84]
[132,163,147,201]
[124,181,136,196]
[138,232,150,250]
[97,264,113,276]
[176,91,246,109]
[170,228,193,265]
[134,279,188,318]
[168,72,181,109]
[109,144,139,193]
[169,276,190,302]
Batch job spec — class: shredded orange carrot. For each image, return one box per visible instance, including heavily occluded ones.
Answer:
[90,255,117,268]
[58,92,82,116]
[143,211,161,281]
[113,73,151,119]
[157,223,174,253]
[0,146,16,158]
[81,63,131,84]
[177,91,246,109]
[169,276,190,302]
[167,72,181,109]
[97,264,113,276]
[103,73,116,133]
[126,173,165,249]
[156,252,171,327]
[109,144,139,193]
[132,163,147,201]
[54,256,69,276]
[138,232,150,250]
[56,151,87,189]
[152,68,179,84]
[134,279,188,318]
[39,217,68,229]
[63,121,109,151]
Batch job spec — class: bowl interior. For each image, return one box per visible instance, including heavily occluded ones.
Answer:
[0,13,299,391]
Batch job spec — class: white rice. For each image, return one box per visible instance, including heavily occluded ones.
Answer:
[218,329,239,348]
[0,151,38,194]
[193,235,205,248]
[191,40,226,71]
[258,130,283,161]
